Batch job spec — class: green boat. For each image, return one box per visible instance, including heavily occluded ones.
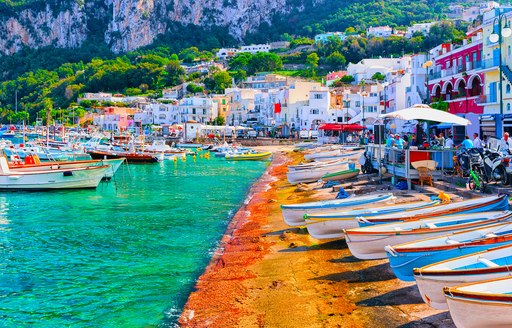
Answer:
[321,168,359,181]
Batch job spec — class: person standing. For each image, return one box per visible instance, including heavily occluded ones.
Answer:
[445,134,454,148]
[434,132,445,147]
[500,132,512,155]
[473,133,483,149]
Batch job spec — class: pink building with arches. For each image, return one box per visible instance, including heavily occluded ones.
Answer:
[427,30,485,117]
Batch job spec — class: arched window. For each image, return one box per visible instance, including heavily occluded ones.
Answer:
[508,103,511,111]
[507,84,511,94]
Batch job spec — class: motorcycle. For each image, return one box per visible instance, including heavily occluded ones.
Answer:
[481,148,508,185]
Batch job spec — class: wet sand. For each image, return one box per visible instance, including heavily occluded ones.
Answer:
[179,148,454,327]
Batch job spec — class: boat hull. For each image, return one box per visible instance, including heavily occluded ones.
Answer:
[0,166,109,189]
[321,169,359,181]
[281,193,393,227]
[287,162,348,184]
[89,150,159,163]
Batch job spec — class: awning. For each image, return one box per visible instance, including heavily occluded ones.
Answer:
[318,123,364,132]
[431,123,453,129]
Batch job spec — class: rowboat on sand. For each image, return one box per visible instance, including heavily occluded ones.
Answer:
[281,193,394,227]
[225,151,272,161]
[415,243,512,310]
[444,276,512,328]
[386,219,512,282]
[321,168,360,181]
[344,211,512,260]
[305,199,441,240]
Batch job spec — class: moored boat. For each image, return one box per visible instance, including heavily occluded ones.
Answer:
[8,156,125,180]
[225,151,272,161]
[88,149,160,163]
[281,193,394,227]
[344,211,512,260]
[386,219,512,282]
[415,243,512,310]
[0,157,109,189]
[444,276,512,328]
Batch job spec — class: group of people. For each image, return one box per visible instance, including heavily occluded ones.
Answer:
[435,131,512,156]
[385,133,416,149]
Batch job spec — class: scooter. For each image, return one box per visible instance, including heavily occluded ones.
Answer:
[481,148,508,185]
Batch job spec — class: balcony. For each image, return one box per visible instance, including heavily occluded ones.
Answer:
[475,94,497,104]
[482,58,499,70]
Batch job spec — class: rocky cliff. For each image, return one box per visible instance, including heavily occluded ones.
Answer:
[0,0,307,55]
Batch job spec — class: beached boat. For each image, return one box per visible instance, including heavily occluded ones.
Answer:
[444,276,512,328]
[313,151,362,162]
[415,243,512,310]
[287,161,349,184]
[321,168,359,181]
[344,211,512,260]
[8,156,125,180]
[356,194,509,227]
[386,219,512,282]
[303,148,344,161]
[281,193,394,227]
[225,151,272,161]
[0,157,109,189]
[288,159,347,171]
[305,200,441,239]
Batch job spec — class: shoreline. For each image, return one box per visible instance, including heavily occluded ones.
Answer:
[179,147,454,327]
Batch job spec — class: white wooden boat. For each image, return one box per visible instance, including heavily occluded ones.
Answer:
[386,219,512,282]
[9,157,125,179]
[304,149,344,160]
[313,151,362,162]
[286,161,349,184]
[288,159,346,171]
[344,211,512,260]
[444,276,512,328]
[415,243,512,310]
[356,195,509,227]
[0,157,109,189]
[305,200,441,239]
[281,193,394,226]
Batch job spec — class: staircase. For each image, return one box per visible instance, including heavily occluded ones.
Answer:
[502,65,512,84]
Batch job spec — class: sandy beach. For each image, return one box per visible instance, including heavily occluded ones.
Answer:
[179,147,455,327]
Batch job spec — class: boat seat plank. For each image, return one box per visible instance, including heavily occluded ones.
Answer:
[426,223,437,229]
[478,258,499,268]
[446,239,460,245]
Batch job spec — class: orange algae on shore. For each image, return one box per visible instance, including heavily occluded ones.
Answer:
[179,149,450,327]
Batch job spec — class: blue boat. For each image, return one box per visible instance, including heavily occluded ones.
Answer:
[385,219,512,281]
[357,194,509,227]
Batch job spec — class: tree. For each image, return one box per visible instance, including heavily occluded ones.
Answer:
[212,71,232,93]
[163,60,186,87]
[371,72,385,81]
[212,116,225,126]
[325,51,346,70]
[340,75,355,84]
[306,53,319,76]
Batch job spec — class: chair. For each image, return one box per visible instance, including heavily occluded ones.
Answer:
[411,160,436,187]
[416,166,433,186]
[453,155,463,177]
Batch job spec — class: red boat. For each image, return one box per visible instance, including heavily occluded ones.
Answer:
[88,150,160,163]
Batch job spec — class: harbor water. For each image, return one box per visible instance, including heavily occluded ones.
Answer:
[0,156,268,327]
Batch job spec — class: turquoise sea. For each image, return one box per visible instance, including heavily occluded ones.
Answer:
[0,156,268,327]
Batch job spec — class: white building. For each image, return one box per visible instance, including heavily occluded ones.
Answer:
[347,57,410,83]
[366,26,393,38]
[216,48,238,60]
[314,32,347,43]
[405,53,429,108]
[405,23,435,38]
[240,44,270,54]
[298,87,331,131]
[179,97,219,124]
[225,88,259,126]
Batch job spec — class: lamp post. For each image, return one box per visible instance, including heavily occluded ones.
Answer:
[489,12,512,139]
[360,86,368,145]
[422,58,433,104]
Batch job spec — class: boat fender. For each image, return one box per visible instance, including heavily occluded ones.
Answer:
[63,171,73,177]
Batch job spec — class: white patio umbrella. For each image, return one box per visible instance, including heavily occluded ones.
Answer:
[379,104,471,126]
